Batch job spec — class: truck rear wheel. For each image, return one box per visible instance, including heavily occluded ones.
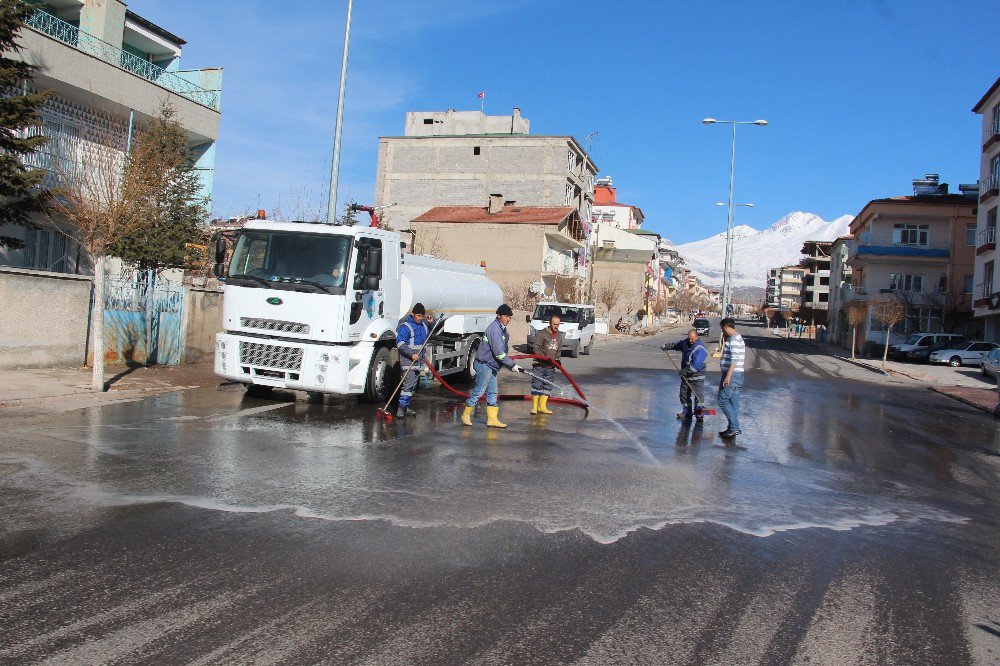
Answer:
[565,340,580,358]
[362,346,394,404]
[456,339,480,384]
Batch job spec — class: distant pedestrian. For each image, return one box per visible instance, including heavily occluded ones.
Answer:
[662,329,708,422]
[530,315,563,415]
[718,318,745,439]
[394,303,430,418]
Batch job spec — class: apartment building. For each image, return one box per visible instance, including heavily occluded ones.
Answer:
[826,235,855,346]
[972,76,1000,342]
[778,265,804,309]
[846,175,977,347]
[765,268,780,308]
[0,0,222,275]
[591,177,644,230]
[800,240,832,324]
[374,108,598,234]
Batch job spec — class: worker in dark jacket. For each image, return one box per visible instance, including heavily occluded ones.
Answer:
[395,303,430,418]
[462,304,525,428]
[663,329,708,422]
[530,315,563,415]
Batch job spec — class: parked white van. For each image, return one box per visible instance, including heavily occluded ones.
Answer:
[526,302,607,357]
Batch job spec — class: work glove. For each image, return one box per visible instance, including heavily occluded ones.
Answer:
[659,343,669,352]
[513,365,525,374]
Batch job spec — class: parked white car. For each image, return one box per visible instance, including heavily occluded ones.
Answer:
[928,341,1000,367]
[982,348,1000,380]
[526,302,607,357]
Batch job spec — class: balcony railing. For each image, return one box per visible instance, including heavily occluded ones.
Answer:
[982,171,1000,196]
[985,117,1000,144]
[849,242,950,262]
[979,225,996,247]
[23,8,219,110]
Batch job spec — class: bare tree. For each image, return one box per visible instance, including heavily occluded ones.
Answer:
[411,227,448,259]
[845,301,869,360]
[595,277,624,315]
[499,278,539,312]
[870,297,905,370]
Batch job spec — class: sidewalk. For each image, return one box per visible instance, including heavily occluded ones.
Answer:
[766,327,999,416]
[0,363,218,413]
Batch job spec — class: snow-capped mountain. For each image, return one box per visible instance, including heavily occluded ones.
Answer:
[674,212,853,288]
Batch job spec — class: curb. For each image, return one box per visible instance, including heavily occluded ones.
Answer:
[0,384,201,410]
[929,386,1000,417]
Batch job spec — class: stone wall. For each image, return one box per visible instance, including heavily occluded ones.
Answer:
[0,266,92,369]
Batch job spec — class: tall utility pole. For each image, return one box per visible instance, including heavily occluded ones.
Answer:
[701,118,767,318]
[326,0,354,225]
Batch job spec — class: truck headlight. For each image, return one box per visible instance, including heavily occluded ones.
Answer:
[316,375,325,384]
[320,353,330,363]
[315,364,328,373]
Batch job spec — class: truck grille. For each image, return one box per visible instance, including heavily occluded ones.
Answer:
[241,318,310,334]
[238,341,303,370]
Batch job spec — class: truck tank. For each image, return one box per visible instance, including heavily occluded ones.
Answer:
[400,254,502,334]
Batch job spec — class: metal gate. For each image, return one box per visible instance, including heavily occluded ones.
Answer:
[104,273,186,365]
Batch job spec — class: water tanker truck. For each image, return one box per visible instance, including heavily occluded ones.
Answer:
[212,214,502,402]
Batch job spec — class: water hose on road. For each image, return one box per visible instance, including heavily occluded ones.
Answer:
[423,354,589,412]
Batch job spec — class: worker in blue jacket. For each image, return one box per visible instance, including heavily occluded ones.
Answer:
[663,329,708,422]
[462,304,525,428]
[395,303,430,418]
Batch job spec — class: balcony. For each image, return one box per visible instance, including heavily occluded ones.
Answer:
[973,281,996,308]
[24,8,219,110]
[980,171,999,203]
[977,225,996,255]
[847,242,949,265]
[984,117,1000,149]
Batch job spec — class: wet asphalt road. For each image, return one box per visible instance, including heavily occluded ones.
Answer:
[1,322,998,664]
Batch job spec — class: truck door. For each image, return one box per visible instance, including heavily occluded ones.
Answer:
[346,236,384,340]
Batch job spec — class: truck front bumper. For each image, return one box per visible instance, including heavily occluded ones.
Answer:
[214,333,360,394]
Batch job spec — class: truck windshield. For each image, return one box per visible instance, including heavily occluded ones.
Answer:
[227,231,352,293]
[533,305,580,323]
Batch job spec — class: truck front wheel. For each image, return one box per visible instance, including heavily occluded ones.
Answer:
[456,339,480,384]
[362,346,394,404]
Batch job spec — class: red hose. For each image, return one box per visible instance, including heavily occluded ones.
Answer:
[423,353,589,411]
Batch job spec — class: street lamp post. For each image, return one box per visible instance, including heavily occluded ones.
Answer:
[715,201,754,315]
[701,118,767,318]
[326,0,354,224]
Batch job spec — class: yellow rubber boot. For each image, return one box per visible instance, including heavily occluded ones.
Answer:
[485,406,507,428]
[538,396,553,414]
[461,405,474,426]
[530,396,539,414]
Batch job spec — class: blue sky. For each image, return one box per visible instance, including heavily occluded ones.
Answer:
[139,0,999,244]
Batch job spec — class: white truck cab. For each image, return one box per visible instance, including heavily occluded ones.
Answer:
[213,219,501,402]
[526,302,607,358]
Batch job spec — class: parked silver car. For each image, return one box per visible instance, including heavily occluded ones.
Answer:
[928,341,1000,367]
[982,348,1000,380]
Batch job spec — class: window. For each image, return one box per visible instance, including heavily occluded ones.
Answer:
[564,182,574,205]
[966,223,977,246]
[892,224,929,246]
[819,293,829,302]
[21,227,70,272]
[889,273,923,291]
[473,146,480,156]
[989,207,997,230]
[567,149,575,172]
[820,276,829,286]
[423,118,433,124]
[964,275,974,294]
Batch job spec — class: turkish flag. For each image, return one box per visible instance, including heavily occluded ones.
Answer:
[477,92,485,99]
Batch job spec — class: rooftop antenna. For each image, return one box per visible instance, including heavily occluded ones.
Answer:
[582,130,598,154]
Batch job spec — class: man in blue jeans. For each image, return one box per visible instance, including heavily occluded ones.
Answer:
[461,304,525,428]
[718,318,745,439]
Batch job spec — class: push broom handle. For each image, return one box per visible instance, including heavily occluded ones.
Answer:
[662,346,709,405]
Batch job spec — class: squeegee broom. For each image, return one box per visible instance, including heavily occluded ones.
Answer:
[661,347,716,416]
[376,317,446,422]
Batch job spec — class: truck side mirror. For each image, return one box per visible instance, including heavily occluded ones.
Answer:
[213,236,227,278]
[364,274,380,290]
[366,247,382,277]
[525,314,530,323]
